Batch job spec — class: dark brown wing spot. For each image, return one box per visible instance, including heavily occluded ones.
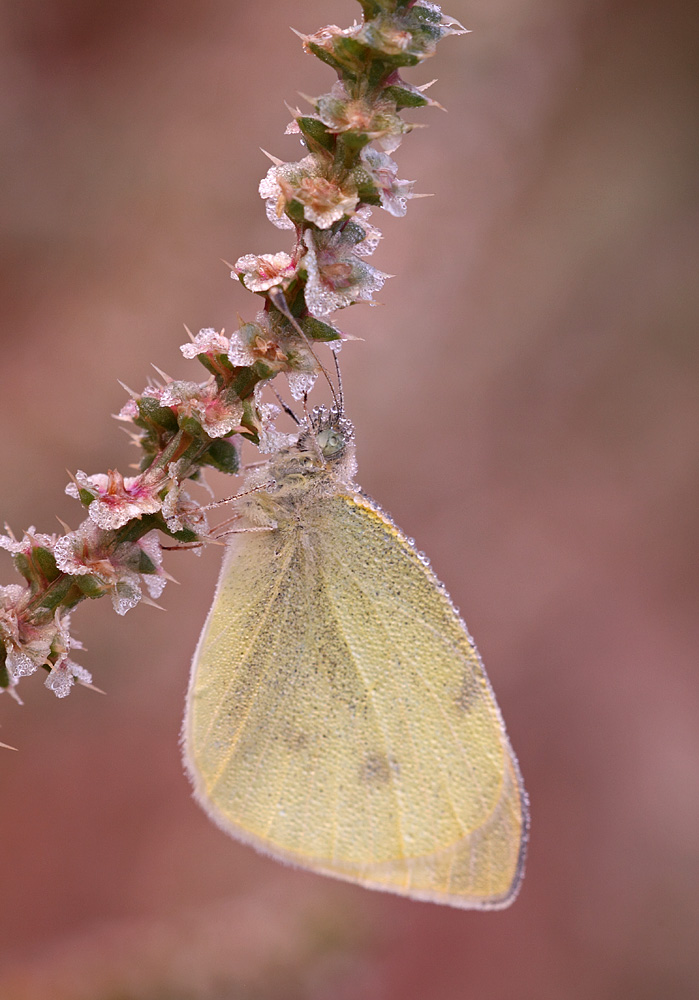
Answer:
[455,670,483,713]
[277,723,311,751]
[360,752,400,786]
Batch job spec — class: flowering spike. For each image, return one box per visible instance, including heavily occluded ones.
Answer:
[0,0,464,698]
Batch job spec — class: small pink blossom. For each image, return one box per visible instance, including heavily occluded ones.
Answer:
[0,584,40,682]
[300,23,361,58]
[302,226,389,318]
[180,327,231,360]
[0,526,57,558]
[259,153,358,230]
[362,8,467,61]
[153,379,245,439]
[54,522,114,581]
[359,148,415,218]
[45,658,92,699]
[228,312,319,398]
[115,398,140,422]
[235,252,296,293]
[0,586,87,697]
[66,468,166,531]
[54,522,168,616]
[160,473,209,536]
[228,316,287,369]
[364,20,412,56]
[316,82,408,147]
[42,611,90,698]
[293,174,358,230]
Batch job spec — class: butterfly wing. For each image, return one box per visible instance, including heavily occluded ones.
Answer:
[184,493,528,909]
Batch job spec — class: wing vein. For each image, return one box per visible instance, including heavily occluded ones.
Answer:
[325,500,498,828]
[205,533,298,787]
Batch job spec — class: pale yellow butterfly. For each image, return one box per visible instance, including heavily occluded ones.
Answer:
[183,407,528,908]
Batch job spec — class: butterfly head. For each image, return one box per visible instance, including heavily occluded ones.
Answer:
[242,407,358,521]
[302,406,353,461]
[284,406,357,487]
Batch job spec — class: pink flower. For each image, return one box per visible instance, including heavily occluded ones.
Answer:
[302,222,389,318]
[0,526,57,559]
[54,521,168,616]
[180,327,230,360]
[0,584,42,682]
[115,397,140,423]
[66,468,166,531]
[41,611,90,698]
[160,472,209,536]
[45,657,92,699]
[154,379,245,439]
[300,23,359,54]
[228,312,319,399]
[235,252,296,292]
[259,153,358,230]
[315,82,408,148]
[362,8,467,63]
[0,526,60,593]
[228,316,287,369]
[359,148,415,217]
[0,585,88,697]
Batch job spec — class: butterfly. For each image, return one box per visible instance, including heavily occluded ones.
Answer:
[183,406,528,908]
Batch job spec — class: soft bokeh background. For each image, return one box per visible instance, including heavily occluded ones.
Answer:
[1,0,697,997]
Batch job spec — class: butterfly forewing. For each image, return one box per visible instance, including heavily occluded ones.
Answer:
[184,492,527,908]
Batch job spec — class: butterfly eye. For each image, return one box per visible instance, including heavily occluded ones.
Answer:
[317,427,345,459]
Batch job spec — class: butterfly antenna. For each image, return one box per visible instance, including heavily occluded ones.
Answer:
[332,351,344,415]
[302,391,311,425]
[272,387,301,425]
[267,288,339,410]
[199,481,276,513]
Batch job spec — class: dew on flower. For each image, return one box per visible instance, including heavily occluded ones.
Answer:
[235,252,296,292]
[180,327,230,360]
[360,148,415,218]
[45,659,93,698]
[302,227,389,318]
[0,526,57,557]
[259,153,358,231]
[287,371,318,401]
[66,469,165,531]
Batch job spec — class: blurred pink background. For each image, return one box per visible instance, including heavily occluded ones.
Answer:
[1,0,697,997]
